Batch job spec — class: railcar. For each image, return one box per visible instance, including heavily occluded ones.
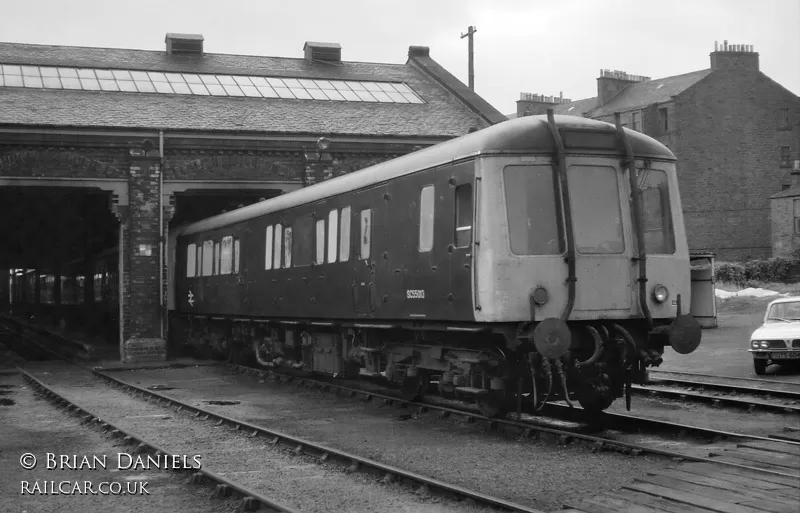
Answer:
[169,113,702,416]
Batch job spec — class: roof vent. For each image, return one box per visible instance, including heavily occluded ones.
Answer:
[303,42,341,63]
[165,33,204,56]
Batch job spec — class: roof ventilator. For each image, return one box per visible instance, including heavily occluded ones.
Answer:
[303,42,342,63]
[165,33,204,56]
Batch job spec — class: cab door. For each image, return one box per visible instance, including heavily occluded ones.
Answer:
[566,160,634,313]
[350,187,384,316]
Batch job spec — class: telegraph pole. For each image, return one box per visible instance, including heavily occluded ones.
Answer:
[460,25,477,90]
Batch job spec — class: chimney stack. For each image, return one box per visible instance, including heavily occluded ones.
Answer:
[710,40,759,71]
[596,69,650,106]
[516,92,573,117]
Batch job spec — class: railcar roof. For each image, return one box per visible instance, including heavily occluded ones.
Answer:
[176,115,675,237]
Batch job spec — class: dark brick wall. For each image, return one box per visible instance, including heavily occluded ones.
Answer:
[0,149,127,179]
[672,68,800,261]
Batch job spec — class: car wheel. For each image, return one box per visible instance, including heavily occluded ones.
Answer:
[753,358,767,376]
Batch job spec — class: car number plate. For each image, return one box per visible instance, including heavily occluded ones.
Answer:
[771,352,800,359]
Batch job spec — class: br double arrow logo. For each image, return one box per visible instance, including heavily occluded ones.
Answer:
[187,290,195,307]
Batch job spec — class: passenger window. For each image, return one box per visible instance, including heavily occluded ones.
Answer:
[454,184,473,248]
[186,243,196,278]
[315,219,325,264]
[273,224,282,269]
[327,209,338,263]
[220,236,233,275]
[360,209,371,260]
[293,216,314,267]
[340,206,351,262]
[567,165,624,254]
[196,245,203,277]
[639,169,675,254]
[504,165,564,255]
[202,240,213,276]
[214,242,221,275]
[419,185,434,252]
[265,226,273,270]
[284,227,292,268]
[233,239,240,273]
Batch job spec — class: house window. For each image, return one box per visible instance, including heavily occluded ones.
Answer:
[454,184,473,248]
[327,209,338,263]
[264,226,273,270]
[339,206,351,262]
[419,185,435,252]
[781,147,791,167]
[186,243,196,278]
[794,199,800,234]
[315,219,325,264]
[778,108,790,130]
[659,108,668,132]
[631,111,640,132]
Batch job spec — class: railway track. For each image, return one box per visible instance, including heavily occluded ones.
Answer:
[216,363,800,474]
[17,367,299,513]
[4,321,545,513]
[5,322,800,512]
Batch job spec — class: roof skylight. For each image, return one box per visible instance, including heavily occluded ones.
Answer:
[0,64,425,104]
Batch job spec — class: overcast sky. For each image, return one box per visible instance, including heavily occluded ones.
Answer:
[3,0,798,115]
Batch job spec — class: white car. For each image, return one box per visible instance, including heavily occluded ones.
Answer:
[749,297,800,375]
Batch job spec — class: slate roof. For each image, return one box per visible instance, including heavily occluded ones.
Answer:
[553,96,599,117]
[542,68,713,119]
[0,42,504,137]
[589,69,713,117]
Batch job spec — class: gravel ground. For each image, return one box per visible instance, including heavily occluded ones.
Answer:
[24,363,498,513]
[106,364,676,513]
[0,372,240,513]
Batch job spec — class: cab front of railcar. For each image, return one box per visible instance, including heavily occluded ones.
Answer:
[474,114,701,412]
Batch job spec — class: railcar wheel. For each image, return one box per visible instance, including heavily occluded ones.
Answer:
[753,358,767,376]
[576,394,615,415]
[475,389,508,418]
[401,369,426,402]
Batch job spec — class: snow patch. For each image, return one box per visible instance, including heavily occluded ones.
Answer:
[715,287,782,299]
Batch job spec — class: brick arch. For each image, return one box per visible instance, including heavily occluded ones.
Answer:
[0,150,126,179]
[164,153,305,181]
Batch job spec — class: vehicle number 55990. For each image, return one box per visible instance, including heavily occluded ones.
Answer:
[406,289,425,299]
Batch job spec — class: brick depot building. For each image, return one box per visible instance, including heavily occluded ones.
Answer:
[0,34,505,363]
[513,41,800,261]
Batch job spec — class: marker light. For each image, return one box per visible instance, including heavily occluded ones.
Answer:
[653,284,669,303]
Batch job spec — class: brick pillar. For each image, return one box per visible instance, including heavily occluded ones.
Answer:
[161,193,176,351]
[120,147,166,363]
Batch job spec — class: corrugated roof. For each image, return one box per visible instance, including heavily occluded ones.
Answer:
[589,69,712,117]
[0,42,497,136]
[770,184,800,199]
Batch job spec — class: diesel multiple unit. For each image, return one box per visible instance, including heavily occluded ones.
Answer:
[169,114,702,416]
